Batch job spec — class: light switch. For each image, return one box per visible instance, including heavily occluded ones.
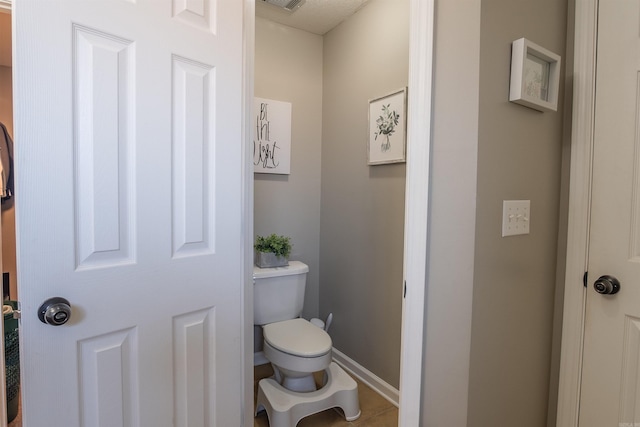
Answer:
[502,200,530,237]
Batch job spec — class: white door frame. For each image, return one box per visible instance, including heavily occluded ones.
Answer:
[556,0,598,426]
[240,0,434,425]
[242,0,256,425]
[398,0,434,424]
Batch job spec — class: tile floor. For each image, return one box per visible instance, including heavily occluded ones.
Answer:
[254,363,398,427]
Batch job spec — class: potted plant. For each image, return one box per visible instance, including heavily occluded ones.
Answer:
[254,234,292,268]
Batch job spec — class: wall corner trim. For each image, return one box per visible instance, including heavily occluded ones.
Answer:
[556,0,598,425]
[398,0,435,425]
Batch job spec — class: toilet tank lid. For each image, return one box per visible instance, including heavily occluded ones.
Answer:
[253,260,309,279]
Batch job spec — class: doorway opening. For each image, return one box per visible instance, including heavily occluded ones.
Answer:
[0,8,19,427]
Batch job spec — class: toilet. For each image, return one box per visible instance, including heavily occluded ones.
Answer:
[254,261,361,426]
[263,318,333,392]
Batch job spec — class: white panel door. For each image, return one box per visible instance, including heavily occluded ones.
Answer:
[580,1,640,426]
[13,0,245,425]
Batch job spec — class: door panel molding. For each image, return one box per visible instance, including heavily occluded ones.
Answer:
[171,55,216,258]
[619,315,640,421]
[73,24,136,269]
[78,328,139,426]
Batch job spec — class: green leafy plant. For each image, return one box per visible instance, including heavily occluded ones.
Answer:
[254,234,292,258]
[374,103,400,152]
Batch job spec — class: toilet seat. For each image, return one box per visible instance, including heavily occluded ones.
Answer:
[263,318,333,393]
[263,318,332,358]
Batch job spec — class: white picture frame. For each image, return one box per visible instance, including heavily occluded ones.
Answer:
[368,88,407,165]
[253,97,292,174]
[509,38,561,112]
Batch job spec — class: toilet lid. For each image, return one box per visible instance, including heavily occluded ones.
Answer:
[263,318,332,357]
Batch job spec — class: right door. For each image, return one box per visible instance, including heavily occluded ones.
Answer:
[579,1,640,425]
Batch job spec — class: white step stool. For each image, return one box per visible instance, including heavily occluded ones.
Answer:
[255,362,361,427]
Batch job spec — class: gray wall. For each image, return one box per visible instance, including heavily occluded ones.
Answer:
[469,1,567,426]
[423,0,568,425]
[422,1,481,425]
[254,17,323,321]
[320,0,408,389]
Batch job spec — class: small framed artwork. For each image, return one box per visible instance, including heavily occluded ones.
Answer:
[253,97,292,174]
[368,88,407,165]
[509,38,561,112]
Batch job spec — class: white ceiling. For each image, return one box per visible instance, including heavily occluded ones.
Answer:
[256,0,371,35]
[0,1,370,68]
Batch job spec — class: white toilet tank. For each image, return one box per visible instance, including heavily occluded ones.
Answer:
[254,261,309,325]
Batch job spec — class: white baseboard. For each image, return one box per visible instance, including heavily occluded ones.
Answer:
[332,347,399,407]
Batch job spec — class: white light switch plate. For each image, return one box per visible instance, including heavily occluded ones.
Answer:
[502,200,530,237]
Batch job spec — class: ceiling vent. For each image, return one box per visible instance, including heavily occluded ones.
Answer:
[261,0,306,12]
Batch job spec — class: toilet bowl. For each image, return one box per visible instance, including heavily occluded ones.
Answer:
[263,318,332,392]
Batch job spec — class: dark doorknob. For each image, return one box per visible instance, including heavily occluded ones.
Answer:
[593,275,620,295]
[38,297,72,326]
